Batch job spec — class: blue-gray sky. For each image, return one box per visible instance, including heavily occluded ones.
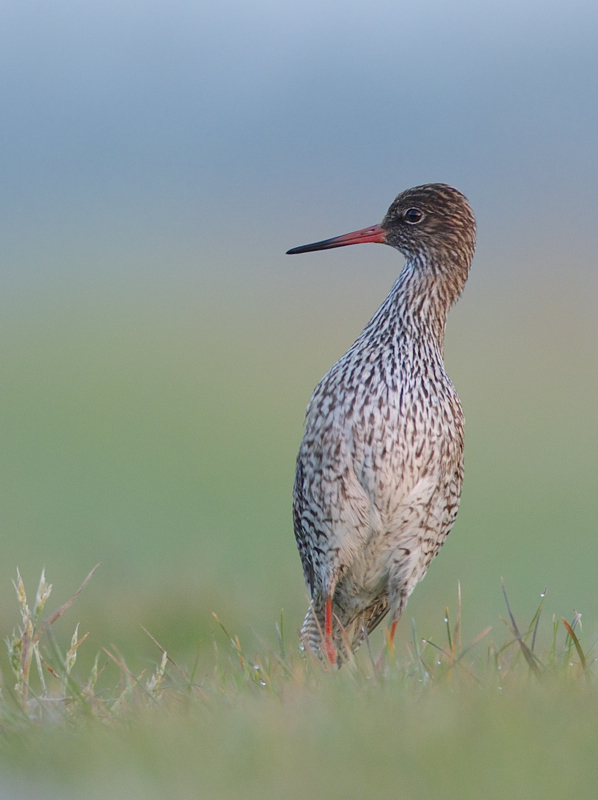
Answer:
[1,0,597,288]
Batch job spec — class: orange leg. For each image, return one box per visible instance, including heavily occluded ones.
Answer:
[375,618,398,672]
[323,597,337,666]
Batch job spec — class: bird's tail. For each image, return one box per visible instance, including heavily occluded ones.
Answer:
[299,604,324,657]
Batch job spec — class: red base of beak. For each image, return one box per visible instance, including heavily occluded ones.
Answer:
[287,224,386,255]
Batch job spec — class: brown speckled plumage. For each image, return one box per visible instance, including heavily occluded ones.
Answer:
[287,184,476,664]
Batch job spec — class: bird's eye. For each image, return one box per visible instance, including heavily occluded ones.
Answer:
[404,207,424,224]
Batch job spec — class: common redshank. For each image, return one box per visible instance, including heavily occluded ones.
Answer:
[287,183,476,665]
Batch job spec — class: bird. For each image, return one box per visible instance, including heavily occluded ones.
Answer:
[286,183,476,666]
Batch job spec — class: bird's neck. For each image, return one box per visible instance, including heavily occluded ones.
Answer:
[368,253,470,353]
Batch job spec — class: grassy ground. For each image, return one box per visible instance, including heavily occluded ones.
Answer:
[1,568,597,800]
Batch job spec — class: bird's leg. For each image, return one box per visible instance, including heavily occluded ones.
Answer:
[375,606,401,672]
[323,596,337,666]
[374,618,397,672]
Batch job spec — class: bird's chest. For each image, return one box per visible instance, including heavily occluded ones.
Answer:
[322,353,463,508]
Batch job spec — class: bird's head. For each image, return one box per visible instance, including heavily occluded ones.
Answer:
[380,184,476,264]
[286,183,476,267]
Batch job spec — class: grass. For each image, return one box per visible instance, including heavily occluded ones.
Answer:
[1,567,598,800]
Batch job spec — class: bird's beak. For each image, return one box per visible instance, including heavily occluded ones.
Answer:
[286,224,386,255]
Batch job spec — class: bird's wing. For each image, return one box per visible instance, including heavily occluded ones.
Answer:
[293,436,375,600]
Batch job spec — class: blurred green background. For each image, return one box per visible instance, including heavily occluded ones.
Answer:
[0,0,597,673]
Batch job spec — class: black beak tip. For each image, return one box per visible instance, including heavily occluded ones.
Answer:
[286,244,314,255]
